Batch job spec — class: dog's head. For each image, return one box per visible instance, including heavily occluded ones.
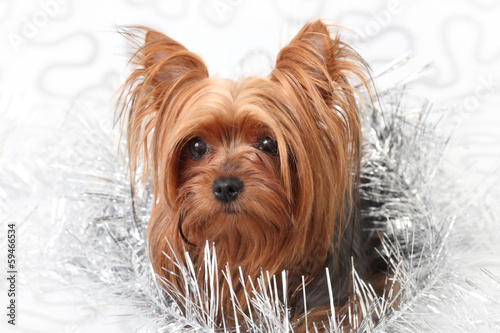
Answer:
[119,19,369,313]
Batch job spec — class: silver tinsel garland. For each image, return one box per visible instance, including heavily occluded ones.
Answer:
[1,56,500,332]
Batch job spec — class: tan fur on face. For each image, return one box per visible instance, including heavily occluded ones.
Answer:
[118,20,371,329]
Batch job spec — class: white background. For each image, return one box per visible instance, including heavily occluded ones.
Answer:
[0,0,499,332]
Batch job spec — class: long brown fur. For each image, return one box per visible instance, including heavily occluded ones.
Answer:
[118,20,372,331]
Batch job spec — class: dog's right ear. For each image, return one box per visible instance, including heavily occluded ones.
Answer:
[141,29,209,87]
[117,27,208,188]
[119,27,208,105]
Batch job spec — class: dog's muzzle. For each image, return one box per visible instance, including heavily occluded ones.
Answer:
[212,177,244,203]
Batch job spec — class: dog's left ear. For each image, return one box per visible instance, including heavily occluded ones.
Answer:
[271,20,367,106]
[270,20,367,241]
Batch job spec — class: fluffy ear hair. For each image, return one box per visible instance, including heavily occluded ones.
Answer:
[117,27,208,189]
[272,20,369,107]
[270,20,369,256]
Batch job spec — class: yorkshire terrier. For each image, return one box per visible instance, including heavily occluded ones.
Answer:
[119,20,377,331]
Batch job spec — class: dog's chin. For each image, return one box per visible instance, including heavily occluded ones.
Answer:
[180,205,245,241]
[203,204,246,225]
[221,204,241,216]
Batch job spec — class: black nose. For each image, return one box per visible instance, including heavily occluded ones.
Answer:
[212,177,244,203]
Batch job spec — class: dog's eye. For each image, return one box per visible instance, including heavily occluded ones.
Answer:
[187,137,208,161]
[257,137,278,156]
